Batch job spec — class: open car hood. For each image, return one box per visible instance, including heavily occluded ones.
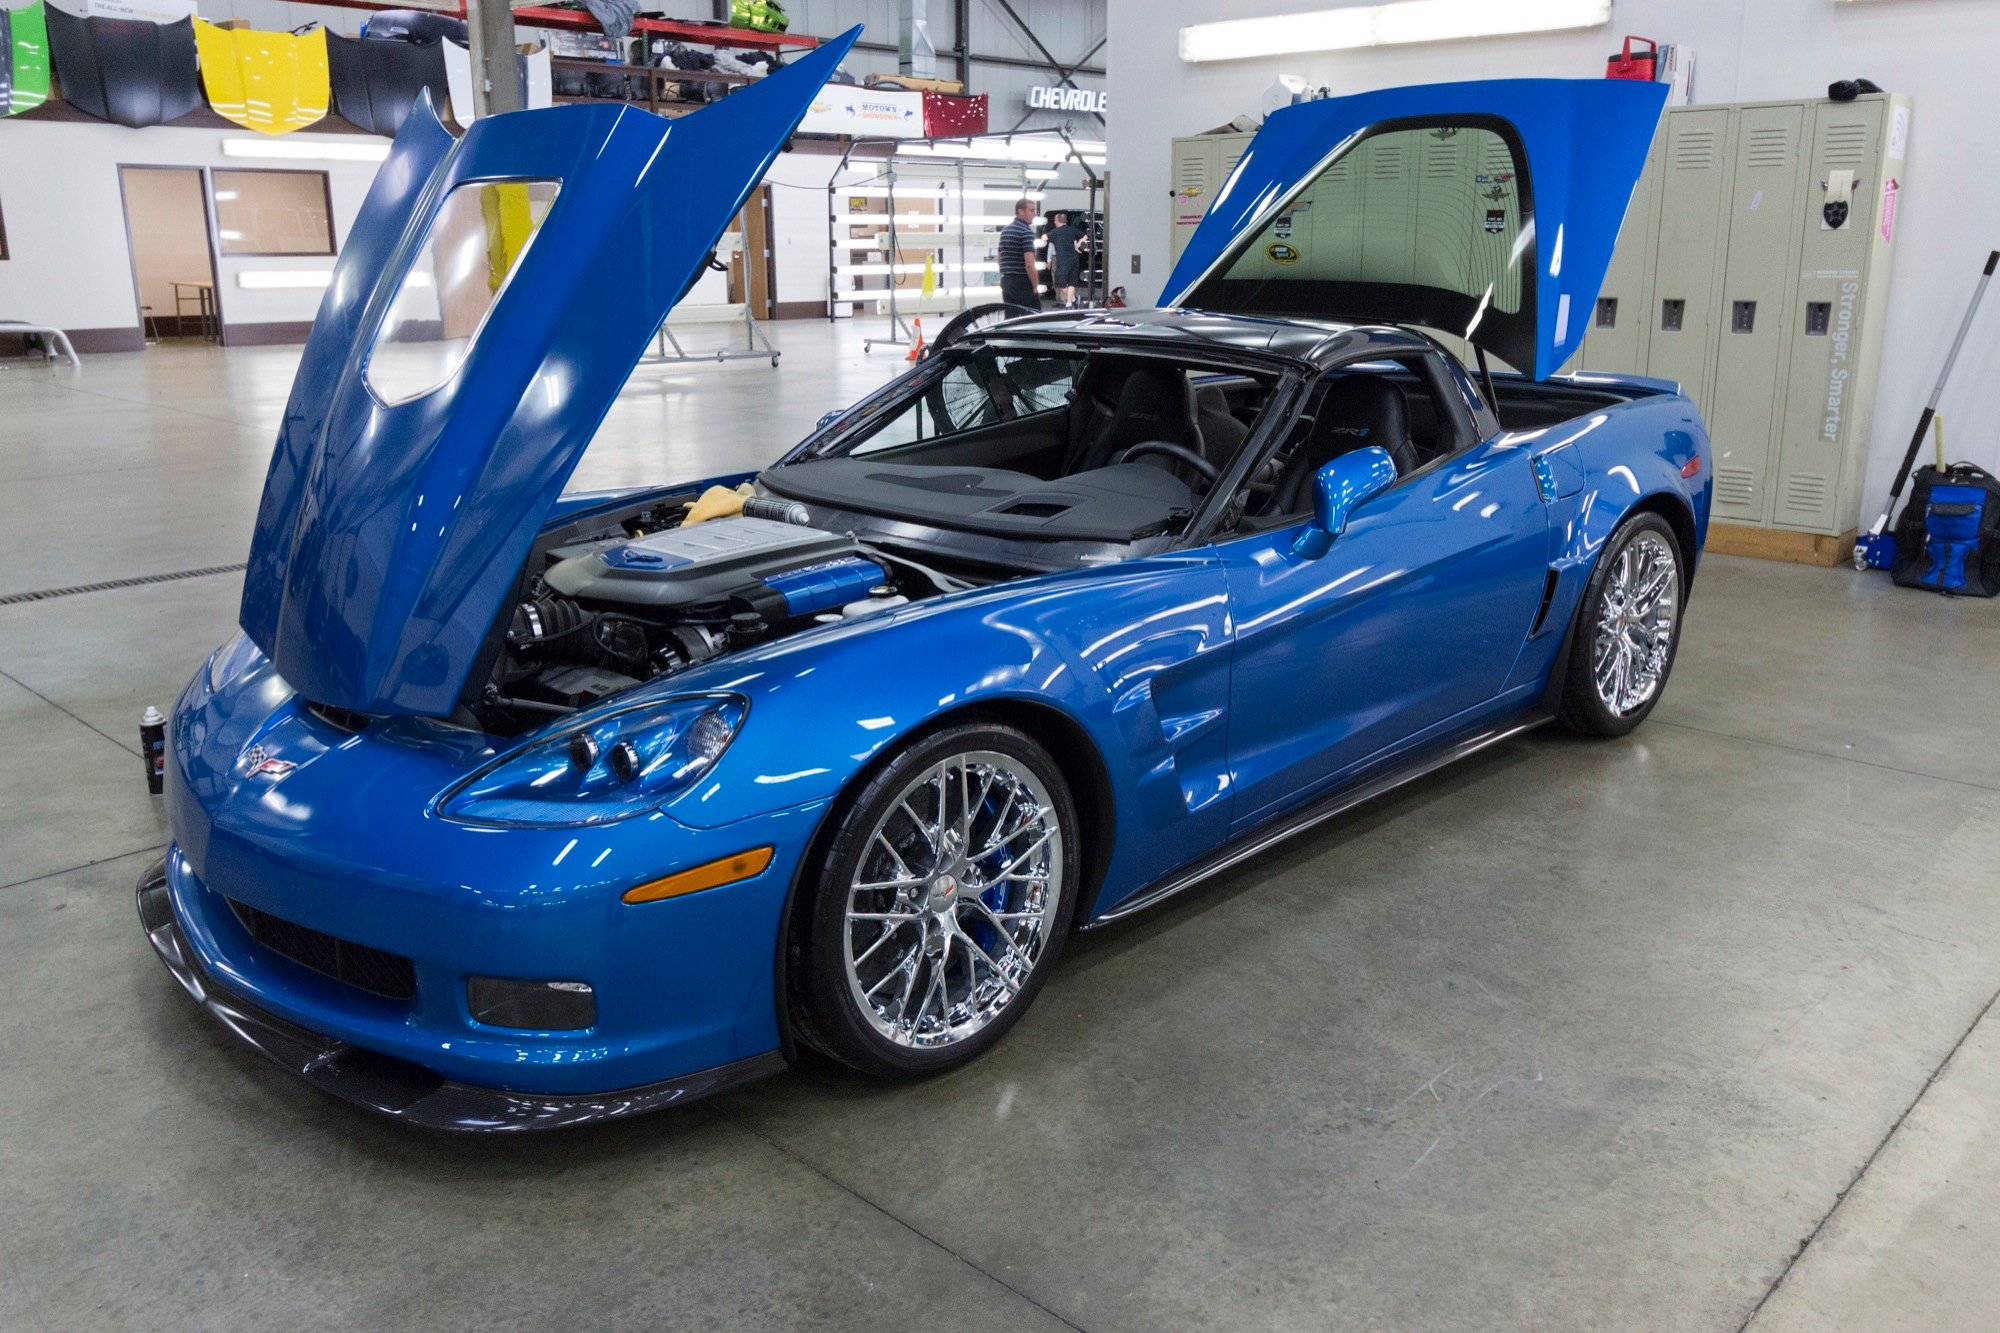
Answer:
[1161,78,1667,380]
[239,28,859,717]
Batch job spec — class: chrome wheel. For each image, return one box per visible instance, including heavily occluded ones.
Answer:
[1592,530,1679,716]
[842,750,1065,1049]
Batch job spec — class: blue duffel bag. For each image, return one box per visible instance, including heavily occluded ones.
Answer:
[1891,463,2000,596]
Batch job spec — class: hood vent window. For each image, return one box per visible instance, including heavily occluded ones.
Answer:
[364,177,561,406]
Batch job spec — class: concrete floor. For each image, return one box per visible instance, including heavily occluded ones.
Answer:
[3,325,1998,1331]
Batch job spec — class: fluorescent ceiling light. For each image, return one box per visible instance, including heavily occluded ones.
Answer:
[221,137,391,162]
[1180,0,1612,62]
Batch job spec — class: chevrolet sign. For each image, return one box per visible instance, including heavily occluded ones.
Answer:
[1026,86,1107,113]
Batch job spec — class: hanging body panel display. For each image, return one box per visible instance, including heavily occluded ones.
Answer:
[442,37,551,125]
[46,7,200,127]
[2,0,52,116]
[193,20,329,134]
[324,31,448,136]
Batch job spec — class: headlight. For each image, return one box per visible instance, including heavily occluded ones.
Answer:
[207,631,266,692]
[439,695,746,828]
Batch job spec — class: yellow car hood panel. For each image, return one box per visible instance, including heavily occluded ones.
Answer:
[195,21,328,134]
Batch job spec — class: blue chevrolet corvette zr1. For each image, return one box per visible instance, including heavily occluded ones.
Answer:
[138,31,1704,1129]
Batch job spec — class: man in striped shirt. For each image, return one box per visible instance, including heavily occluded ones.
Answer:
[997,198,1041,312]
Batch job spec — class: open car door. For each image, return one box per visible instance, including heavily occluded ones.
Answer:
[238,29,858,718]
[1161,78,1667,380]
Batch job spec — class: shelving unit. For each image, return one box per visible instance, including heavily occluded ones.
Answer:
[828,161,1044,351]
[826,132,1105,351]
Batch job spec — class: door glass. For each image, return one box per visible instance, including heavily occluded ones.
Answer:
[365,178,560,405]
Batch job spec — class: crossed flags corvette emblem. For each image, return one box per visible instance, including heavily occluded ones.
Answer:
[239,745,297,780]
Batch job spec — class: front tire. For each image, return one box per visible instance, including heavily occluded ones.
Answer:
[1558,513,1685,736]
[795,723,1080,1077]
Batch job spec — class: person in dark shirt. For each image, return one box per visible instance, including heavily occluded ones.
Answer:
[1046,210,1084,308]
[997,198,1040,311]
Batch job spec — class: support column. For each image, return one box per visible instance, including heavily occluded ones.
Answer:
[466,0,524,117]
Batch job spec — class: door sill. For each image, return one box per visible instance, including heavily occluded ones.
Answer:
[1085,711,1550,927]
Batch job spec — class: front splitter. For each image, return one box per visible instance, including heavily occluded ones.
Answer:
[135,857,787,1132]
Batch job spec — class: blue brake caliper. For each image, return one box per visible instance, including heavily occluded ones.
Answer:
[968,787,1007,955]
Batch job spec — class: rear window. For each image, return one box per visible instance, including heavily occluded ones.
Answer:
[364,178,559,405]
[1217,121,1527,314]
[1181,116,1539,371]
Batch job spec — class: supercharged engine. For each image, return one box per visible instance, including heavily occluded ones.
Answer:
[492,510,916,716]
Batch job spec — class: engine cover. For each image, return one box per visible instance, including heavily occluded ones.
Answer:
[544,516,884,619]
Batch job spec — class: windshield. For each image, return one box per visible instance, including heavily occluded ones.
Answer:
[763,343,1280,548]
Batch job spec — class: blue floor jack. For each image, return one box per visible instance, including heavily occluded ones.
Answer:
[1855,249,1998,570]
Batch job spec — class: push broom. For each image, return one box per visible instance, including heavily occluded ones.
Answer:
[1854,249,1999,570]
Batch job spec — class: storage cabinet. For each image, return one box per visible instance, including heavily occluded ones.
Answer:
[1580,93,1911,546]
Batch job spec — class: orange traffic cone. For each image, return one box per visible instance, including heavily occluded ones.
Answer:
[905,317,925,362]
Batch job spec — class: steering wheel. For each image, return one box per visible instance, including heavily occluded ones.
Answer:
[1111,440,1219,485]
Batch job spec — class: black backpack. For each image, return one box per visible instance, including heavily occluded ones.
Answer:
[1890,463,2000,596]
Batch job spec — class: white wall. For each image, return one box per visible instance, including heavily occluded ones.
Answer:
[0,118,381,335]
[1107,0,2000,506]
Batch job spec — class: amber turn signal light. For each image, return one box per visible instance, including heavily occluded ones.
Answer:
[623,847,774,904]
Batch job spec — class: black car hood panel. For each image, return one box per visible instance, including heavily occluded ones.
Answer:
[47,9,199,128]
[326,32,449,137]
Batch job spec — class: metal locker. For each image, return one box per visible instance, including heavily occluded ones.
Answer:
[1705,102,1809,523]
[1169,133,1251,261]
[1643,107,1734,412]
[1169,136,1216,261]
[1770,94,1908,534]
[1576,122,1664,374]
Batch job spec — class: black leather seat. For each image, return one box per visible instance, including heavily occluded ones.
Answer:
[1195,385,1250,471]
[1266,375,1415,515]
[1070,363,1207,475]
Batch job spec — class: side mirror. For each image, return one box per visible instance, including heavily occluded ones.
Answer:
[1295,446,1397,559]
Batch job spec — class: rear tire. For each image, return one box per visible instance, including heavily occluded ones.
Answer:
[1557,513,1685,737]
[794,723,1079,1078]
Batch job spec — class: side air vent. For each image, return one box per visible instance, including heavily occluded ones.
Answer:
[1529,568,1560,637]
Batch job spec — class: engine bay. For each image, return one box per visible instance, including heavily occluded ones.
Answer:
[477,492,971,732]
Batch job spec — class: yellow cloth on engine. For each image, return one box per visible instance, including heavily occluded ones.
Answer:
[683,483,755,525]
